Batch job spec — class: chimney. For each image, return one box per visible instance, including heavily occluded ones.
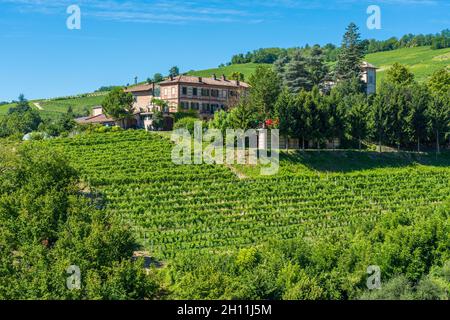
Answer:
[198,77,203,83]
[213,73,217,80]
[236,80,240,86]
[222,74,226,81]
[152,82,155,94]
[170,75,174,81]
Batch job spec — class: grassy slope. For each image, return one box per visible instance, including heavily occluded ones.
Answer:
[0,93,107,120]
[42,131,450,258]
[186,63,270,81]
[365,46,450,85]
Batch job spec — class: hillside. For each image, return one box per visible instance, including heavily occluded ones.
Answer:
[1,46,448,120]
[41,130,450,258]
[186,62,270,81]
[365,46,450,85]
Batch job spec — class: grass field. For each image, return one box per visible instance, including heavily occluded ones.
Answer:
[0,93,107,120]
[365,46,450,85]
[42,130,450,259]
[186,63,270,81]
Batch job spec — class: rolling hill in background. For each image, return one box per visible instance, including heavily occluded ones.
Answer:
[1,46,448,120]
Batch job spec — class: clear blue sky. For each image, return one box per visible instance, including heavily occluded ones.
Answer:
[0,0,449,101]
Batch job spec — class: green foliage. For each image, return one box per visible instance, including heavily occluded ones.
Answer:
[428,68,450,95]
[0,96,42,137]
[385,63,415,86]
[0,145,159,299]
[248,65,282,115]
[102,87,134,121]
[173,117,198,134]
[153,73,164,83]
[335,23,365,82]
[169,66,180,77]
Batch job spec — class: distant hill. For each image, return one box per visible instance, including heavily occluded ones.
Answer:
[365,46,450,85]
[1,46,448,120]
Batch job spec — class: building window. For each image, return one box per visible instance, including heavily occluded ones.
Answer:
[164,88,168,96]
[222,90,227,98]
[180,101,190,110]
[182,87,187,95]
[171,87,176,95]
[191,102,199,110]
[211,89,219,97]
[211,104,219,112]
[202,103,210,113]
[369,75,374,84]
[201,89,210,97]
[193,88,198,96]
[230,90,237,97]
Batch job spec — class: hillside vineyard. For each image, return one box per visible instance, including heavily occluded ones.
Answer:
[44,131,450,258]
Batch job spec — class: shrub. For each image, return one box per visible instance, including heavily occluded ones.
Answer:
[173,117,199,134]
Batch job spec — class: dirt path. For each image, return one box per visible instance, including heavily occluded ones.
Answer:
[33,102,43,110]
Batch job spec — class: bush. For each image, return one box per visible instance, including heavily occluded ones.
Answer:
[173,117,199,134]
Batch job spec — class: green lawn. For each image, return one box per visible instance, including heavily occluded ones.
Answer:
[187,63,270,82]
[365,46,450,85]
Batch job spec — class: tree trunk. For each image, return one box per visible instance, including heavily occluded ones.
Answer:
[436,130,440,154]
[359,137,362,151]
[417,137,420,153]
[285,136,289,151]
[302,137,305,151]
[317,140,320,150]
[378,132,382,153]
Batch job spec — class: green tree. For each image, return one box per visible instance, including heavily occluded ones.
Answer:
[0,145,160,299]
[274,88,295,149]
[153,73,164,83]
[385,63,415,86]
[169,66,180,77]
[102,88,134,126]
[428,68,450,95]
[8,94,31,114]
[346,94,370,150]
[308,46,329,88]
[427,92,450,154]
[406,84,429,152]
[283,50,312,93]
[335,23,365,82]
[230,72,245,82]
[248,65,282,116]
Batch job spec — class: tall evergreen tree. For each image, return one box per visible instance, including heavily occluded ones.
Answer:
[335,23,365,83]
[347,94,370,150]
[248,65,282,117]
[427,92,450,154]
[308,46,329,89]
[274,88,295,150]
[406,84,429,152]
[283,50,312,93]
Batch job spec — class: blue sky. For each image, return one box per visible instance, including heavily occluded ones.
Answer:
[0,0,449,101]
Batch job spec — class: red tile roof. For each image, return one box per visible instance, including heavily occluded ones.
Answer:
[160,75,250,88]
[124,83,155,93]
[75,114,115,124]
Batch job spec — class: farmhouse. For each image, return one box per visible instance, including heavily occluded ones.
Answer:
[158,74,250,120]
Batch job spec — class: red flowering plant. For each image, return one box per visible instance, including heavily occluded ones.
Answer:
[264,118,279,129]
